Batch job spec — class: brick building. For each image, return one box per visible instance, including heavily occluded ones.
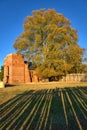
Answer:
[4,53,39,84]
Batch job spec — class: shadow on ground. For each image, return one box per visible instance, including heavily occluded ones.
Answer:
[5,83,17,87]
[0,87,87,130]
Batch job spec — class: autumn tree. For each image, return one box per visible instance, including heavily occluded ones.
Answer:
[13,9,84,79]
[81,49,87,73]
[83,49,87,64]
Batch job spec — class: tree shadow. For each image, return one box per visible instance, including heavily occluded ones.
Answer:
[0,87,87,130]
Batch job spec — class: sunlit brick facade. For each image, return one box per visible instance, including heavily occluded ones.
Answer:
[4,53,39,84]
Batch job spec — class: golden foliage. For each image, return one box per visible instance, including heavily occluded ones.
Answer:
[13,9,84,78]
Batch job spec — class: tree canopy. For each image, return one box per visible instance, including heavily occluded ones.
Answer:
[13,9,84,78]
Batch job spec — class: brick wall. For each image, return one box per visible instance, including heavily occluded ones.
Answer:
[3,53,39,84]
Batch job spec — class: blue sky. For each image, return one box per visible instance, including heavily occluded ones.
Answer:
[0,0,87,66]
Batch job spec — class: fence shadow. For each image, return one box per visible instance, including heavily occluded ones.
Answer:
[0,87,87,130]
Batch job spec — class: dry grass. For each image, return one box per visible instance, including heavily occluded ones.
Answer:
[0,81,87,104]
[25,82,87,89]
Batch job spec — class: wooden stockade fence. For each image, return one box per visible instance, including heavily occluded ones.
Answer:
[60,73,87,82]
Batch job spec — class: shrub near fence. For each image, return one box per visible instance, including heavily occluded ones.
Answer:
[60,73,87,82]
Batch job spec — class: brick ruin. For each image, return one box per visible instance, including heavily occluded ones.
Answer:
[3,53,87,84]
[4,53,39,84]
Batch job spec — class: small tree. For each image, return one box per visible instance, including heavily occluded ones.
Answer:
[0,66,4,81]
[13,9,84,79]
